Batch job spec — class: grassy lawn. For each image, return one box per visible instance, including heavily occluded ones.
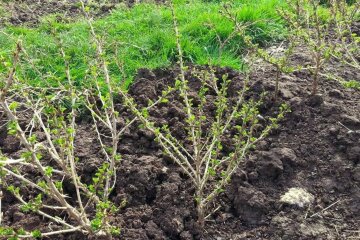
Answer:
[0,0,288,88]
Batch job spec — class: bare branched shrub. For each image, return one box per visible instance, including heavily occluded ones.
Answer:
[0,6,174,239]
[218,4,301,101]
[327,1,360,86]
[116,2,290,228]
[279,0,359,94]
[0,37,128,238]
[278,0,330,95]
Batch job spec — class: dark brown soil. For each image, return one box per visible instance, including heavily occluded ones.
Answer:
[0,0,164,26]
[1,49,360,240]
[118,59,360,240]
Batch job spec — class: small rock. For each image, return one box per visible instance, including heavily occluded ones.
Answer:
[328,89,344,99]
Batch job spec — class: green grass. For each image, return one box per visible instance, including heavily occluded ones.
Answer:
[0,0,288,88]
[343,80,360,90]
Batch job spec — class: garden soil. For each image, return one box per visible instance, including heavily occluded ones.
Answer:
[1,50,360,239]
[0,2,359,238]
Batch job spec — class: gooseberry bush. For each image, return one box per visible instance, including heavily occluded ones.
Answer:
[119,2,289,227]
[0,39,124,239]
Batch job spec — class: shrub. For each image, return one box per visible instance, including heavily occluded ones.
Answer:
[278,0,360,94]
[120,2,290,228]
[0,36,127,239]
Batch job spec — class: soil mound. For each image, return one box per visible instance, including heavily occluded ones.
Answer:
[1,61,359,239]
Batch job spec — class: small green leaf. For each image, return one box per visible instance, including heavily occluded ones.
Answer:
[31,230,41,238]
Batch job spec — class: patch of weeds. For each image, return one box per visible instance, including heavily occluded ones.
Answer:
[343,80,360,90]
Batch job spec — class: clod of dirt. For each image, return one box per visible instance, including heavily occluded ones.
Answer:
[347,146,360,164]
[13,215,41,231]
[328,89,344,99]
[255,151,284,179]
[272,148,299,167]
[279,188,315,208]
[353,166,360,181]
[117,155,164,205]
[298,223,330,238]
[279,88,295,99]
[145,220,165,240]
[179,231,193,240]
[158,216,184,236]
[12,211,25,222]
[233,186,270,225]
[320,102,342,117]
[122,229,149,240]
[306,94,324,107]
[0,134,21,153]
[340,114,360,128]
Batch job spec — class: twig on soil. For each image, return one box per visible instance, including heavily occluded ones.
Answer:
[18,227,82,239]
[309,199,342,218]
[337,121,354,133]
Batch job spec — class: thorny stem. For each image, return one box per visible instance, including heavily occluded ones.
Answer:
[170,1,207,220]
[16,105,100,205]
[0,101,92,232]
[311,1,322,95]
[170,1,199,169]
[0,42,21,101]
[59,39,87,221]
[80,0,118,201]
[0,41,100,236]
[14,194,79,231]
[2,166,47,193]
[0,42,22,228]
[275,67,280,101]
[18,227,82,239]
